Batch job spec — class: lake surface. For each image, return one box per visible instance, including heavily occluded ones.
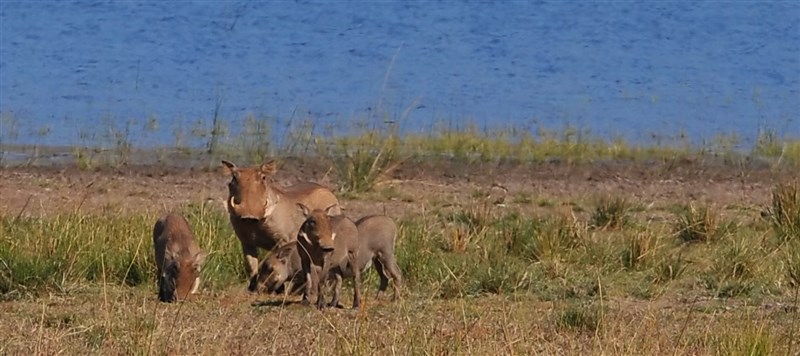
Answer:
[1,1,798,148]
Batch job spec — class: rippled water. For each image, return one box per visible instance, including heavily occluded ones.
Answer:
[1,1,798,148]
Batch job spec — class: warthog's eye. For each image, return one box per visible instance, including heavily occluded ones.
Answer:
[260,173,268,182]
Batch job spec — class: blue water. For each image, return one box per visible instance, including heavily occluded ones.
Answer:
[1,1,798,148]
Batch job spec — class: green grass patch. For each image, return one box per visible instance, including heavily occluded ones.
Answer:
[0,203,241,299]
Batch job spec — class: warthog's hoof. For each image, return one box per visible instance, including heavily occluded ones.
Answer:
[247,279,260,294]
[328,302,344,309]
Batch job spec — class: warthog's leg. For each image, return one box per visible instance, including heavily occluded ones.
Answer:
[315,265,327,310]
[158,275,174,303]
[242,244,259,281]
[381,254,403,301]
[247,274,259,293]
[352,255,362,309]
[329,273,343,308]
[302,265,316,306]
[373,258,389,299]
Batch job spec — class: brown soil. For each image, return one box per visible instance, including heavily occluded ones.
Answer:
[0,158,793,220]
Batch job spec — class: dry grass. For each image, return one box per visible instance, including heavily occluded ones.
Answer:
[674,203,720,243]
[0,286,796,355]
[1,193,797,354]
[766,182,800,241]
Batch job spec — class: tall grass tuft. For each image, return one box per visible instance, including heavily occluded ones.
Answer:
[501,214,585,263]
[766,182,800,241]
[0,111,20,156]
[754,128,783,158]
[442,202,495,253]
[706,235,760,298]
[590,196,632,230]
[236,114,273,165]
[753,129,800,166]
[652,250,687,283]
[620,230,657,270]
[674,203,719,243]
[716,235,757,280]
[325,130,404,194]
[394,219,439,290]
[715,321,773,356]
[787,241,800,288]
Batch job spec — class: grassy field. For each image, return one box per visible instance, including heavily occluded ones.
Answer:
[1,177,798,355]
[1,116,800,354]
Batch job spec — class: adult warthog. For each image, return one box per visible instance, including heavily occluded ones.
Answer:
[221,159,341,285]
[153,213,207,303]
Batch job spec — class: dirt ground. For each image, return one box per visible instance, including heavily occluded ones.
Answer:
[0,158,792,220]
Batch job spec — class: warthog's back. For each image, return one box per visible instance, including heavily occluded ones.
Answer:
[255,182,341,248]
[282,182,340,214]
[153,213,206,302]
[355,215,398,254]
[154,213,200,255]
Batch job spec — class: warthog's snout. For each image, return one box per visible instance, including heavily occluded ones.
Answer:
[239,216,261,222]
[266,277,284,293]
[320,231,336,252]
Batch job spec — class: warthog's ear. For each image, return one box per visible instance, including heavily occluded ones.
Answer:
[296,203,310,218]
[261,160,277,176]
[221,160,237,176]
[278,244,295,259]
[324,203,340,217]
[193,251,208,270]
